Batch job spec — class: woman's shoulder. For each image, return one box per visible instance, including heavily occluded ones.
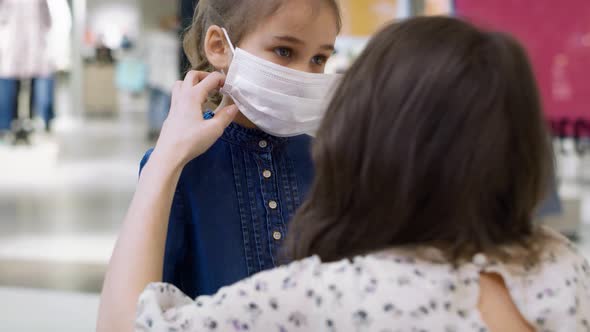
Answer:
[533,227,590,288]
[481,227,589,280]
[536,226,589,263]
[515,227,590,325]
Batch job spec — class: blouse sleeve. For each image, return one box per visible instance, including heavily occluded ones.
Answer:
[135,256,322,331]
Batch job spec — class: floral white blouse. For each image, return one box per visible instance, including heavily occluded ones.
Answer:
[136,228,590,331]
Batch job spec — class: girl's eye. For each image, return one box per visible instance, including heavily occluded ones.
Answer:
[274,47,292,58]
[312,55,328,66]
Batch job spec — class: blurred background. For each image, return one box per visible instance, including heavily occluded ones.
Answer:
[0,0,589,331]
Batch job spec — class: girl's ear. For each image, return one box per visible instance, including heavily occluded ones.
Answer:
[204,25,232,71]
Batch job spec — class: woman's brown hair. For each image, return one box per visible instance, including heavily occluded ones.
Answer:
[284,16,553,264]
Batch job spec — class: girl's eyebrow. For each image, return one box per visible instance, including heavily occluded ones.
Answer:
[273,35,304,45]
[320,44,336,51]
[273,35,335,51]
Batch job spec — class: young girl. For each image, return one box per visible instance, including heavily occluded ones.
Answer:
[139,0,342,298]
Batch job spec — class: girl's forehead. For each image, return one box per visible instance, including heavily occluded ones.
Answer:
[254,1,339,42]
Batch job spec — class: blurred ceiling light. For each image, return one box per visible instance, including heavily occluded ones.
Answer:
[88,2,140,49]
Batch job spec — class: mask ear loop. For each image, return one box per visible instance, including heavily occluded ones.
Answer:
[209,28,236,118]
[221,28,236,54]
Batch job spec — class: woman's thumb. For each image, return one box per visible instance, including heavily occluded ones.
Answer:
[213,104,239,128]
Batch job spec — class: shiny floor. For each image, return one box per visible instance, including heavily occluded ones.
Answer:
[0,81,151,331]
[0,114,150,293]
[1,84,590,331]
[0,116,148,331]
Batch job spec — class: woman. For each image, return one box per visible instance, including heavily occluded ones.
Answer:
[98,17,590,331]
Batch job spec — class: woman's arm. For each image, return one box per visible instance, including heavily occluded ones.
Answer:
[97,71,237,332]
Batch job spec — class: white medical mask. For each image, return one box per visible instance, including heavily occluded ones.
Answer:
[219,28,342,137]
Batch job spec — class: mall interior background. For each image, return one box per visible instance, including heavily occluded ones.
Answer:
[0,0,589,331]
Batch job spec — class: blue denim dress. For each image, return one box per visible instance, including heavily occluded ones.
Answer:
[140,123,314,298]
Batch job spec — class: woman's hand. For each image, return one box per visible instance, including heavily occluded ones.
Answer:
[155,71,238,167]
[97,73,237,332]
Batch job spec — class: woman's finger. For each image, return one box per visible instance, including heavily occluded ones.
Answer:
[210,104,238,130]
[182,70,210,89]
[193,72,226,105]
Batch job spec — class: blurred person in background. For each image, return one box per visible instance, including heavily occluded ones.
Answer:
[98,17,589,331]
[95,35,114,64]
[145,16,180,140]
[0,0,57,140]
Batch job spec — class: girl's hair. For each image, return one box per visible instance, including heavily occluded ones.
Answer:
[284,16,553,265]
[183,0,342,73]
